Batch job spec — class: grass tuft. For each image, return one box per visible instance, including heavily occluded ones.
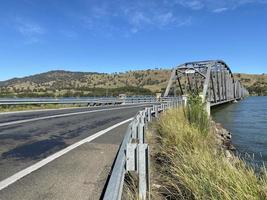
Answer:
[185,94,209,135]
[150,96,267,200]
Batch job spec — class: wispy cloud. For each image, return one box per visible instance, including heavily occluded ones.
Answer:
[175,0,267,11]
[213,7,229,13]
[17,22,44,36]
[177,0,204,10]
[14,17,45,43]
[127,11,188,33]
[59,29,78,38]
[78,1,192,36]
[70,0,267,36]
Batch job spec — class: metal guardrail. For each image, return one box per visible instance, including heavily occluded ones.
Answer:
[0,96,181,106]
[103,97,183,200]
[0,98,121,106]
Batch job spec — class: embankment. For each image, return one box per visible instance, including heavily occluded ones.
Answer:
[148,107,267,200]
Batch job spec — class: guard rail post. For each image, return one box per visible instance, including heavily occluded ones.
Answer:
[147,108,152,122]
[154,105,158,118]
[138,143,149,200]
[104,99,182,200]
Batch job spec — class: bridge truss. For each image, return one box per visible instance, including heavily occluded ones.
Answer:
[164,60,249,106]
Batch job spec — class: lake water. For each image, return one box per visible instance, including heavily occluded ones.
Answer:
[212,96,267,165]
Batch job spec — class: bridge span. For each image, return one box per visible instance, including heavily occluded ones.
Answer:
[164,60,249,106]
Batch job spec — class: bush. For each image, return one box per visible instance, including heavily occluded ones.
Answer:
[185,94,209,135]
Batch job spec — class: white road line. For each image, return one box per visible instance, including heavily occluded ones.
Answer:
[0,117,133,191]
[0,104,146,129]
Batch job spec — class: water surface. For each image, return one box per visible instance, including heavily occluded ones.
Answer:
[212,96,267,164]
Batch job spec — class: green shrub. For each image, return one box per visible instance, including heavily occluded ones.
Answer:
[185,94,209,135]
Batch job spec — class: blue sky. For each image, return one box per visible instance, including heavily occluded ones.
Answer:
[0,0,267,81]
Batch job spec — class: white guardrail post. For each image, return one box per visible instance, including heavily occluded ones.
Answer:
[103,97,182,200]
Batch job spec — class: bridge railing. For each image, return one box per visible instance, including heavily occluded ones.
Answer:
[103,98,183,200]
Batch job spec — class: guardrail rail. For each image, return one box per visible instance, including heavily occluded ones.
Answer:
[0,96,182,106]
[103,97,183,200]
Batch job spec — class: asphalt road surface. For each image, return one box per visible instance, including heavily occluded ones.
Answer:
[0,104,150,200]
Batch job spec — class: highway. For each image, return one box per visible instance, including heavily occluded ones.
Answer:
[0,104,149,200]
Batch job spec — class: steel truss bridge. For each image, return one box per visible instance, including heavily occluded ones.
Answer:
[0,60,250,200]
[164,60,249,106]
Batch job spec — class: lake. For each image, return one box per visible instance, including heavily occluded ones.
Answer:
[212,96,267,165]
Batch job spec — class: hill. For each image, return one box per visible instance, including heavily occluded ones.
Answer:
[0,69,170,97]
[234,73,267,96]
[0,70,266,97]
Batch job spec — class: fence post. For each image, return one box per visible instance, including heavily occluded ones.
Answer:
[206,101,211,117]
[140,111,146,124]
[182,95,187,107]
[138,144,149,200]
[155,105,158,118]
[144,108,149,123]
[131,120,138,139]
[126,143,137,171]
[147,108,152,122]
[138,122,145,143]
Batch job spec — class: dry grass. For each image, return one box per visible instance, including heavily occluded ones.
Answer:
[122,172,139,200]
[149,107,267,200]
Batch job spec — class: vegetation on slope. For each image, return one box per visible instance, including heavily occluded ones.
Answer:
[150,96,267,199]
[234,73,267,96]
[0,69,170,97]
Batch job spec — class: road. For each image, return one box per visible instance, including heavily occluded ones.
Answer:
[0,104,149,200]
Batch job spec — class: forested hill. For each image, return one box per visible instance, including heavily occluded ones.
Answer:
[0,69,266,97]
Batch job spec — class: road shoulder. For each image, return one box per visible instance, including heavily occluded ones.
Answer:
[0,123,128,200]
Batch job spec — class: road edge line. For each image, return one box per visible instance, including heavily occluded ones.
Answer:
[0,117,133,191]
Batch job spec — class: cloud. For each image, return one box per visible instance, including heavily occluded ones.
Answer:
[17,22,44,36]
[75,0,267,36]
[128,11,179,32]
[59,29,78,38]
[177,0,204,10]
[157,12,176,26]
[127,10,191,33]
[130,12,152,27]
[13,17,45,43]
[79,1,192,36]
[175,0,267,11]
[15,18,44,36]
[213,7,229,13]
